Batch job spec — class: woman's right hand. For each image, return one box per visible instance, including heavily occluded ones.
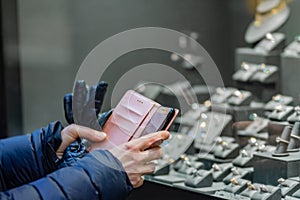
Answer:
[109,131,170,188]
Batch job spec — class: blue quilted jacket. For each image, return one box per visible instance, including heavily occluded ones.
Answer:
[0,121,132,199]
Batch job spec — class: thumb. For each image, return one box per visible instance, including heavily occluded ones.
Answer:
[130,131,170,151]
[72,124,107,142]
[57,124,107,156]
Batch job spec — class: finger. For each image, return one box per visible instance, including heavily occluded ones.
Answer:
[95,81,108,115]
[57,124,107,156]
[139,147,163,163]
[128,131,170,151]
[72,124,107,142]
[73,80,88,124]
[133,177,144,188]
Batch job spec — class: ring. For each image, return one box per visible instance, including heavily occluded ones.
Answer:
[221,141,230,150]
[241,150,249,158]
[257,144,266,152]
[272,94,282,102]
[276,136,289,144]
[248,137,258,146]
[266,33,275,43]
[260,185,269,193]
[230,178,239,186]
[260,64,270,75]
[231,167,240,175]
[247,182,257,191]
[241,62,250,71]
[295,106,300,115]
[234,90,244,99]
[275,105,285,112]
[278,178,289,187]
[291,134,300,140]
[212,163,221,172]
[215,137,223,145]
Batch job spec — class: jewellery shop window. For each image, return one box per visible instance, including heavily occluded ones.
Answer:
[16,1,300,200]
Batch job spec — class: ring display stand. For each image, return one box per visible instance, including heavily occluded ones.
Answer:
[288,107,300,123]
[240,183,281,200]
[277,178,300,197]
[223,167,254,184]
[265,94,294,111]
[209,163,233,182]
[268,105,294,121]
[281,36,300,104]
[184,170,213,188]
[245,0,290,44]
[236,33,285,70]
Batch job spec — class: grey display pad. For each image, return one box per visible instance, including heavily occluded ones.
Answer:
[232,64,259,82]
[240,183,281,200]
[250,65,278,83]
[215,191,250,200]
[265,96,294,110]
[227,90,252,106]
[153,174,186,184]
[223,167,254,184]
[268,105,294,121]
[173,181,226,195]
[214,143,240,160]
[223,178,249,194]
[288,112,300,123]
[277,179,300,197]
[284,40,300,56]
[254,33,285,53]
[209,163,233,182]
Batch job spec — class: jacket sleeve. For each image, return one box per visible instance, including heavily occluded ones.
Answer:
[0,150,133,200]
[0,121,63,191]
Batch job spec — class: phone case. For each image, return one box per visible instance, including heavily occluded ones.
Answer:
[90,90,178,150]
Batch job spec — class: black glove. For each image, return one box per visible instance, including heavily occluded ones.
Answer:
[59,80,111,168]
[64,80,108,130]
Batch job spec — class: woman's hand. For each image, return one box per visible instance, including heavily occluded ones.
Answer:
[56,124,107,159]
[109,131,170,188]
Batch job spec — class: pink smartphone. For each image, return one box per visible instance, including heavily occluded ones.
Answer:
[89,90,178,150]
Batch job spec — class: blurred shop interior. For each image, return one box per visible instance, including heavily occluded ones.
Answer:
[2,0,300,199]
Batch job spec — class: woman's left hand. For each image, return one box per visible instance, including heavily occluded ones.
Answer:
[56,124,107,159]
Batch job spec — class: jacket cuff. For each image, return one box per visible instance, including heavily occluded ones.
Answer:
[31,121,63,175]
[75,150,133,200]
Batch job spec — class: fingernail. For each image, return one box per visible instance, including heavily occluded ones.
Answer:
[96,132,106,138]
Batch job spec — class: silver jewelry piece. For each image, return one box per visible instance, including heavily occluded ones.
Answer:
[276,136,289,144]
[231,167,240,175]
[266,33,275,43]
[241,150,249,158]
[295,106,300,115]
[260,185,269,193]
[212,163,221,172]
[247,182,256,191]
